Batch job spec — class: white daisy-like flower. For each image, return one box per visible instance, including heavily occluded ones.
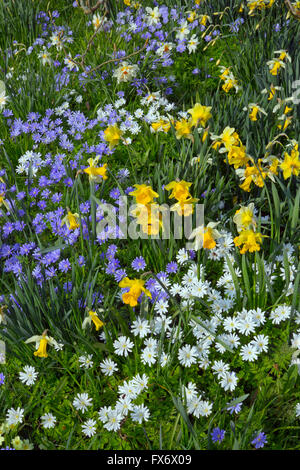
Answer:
[115,397,133,417]
[182,382,198,402]
[270,304,291,324]
[219,371,238,392]
[19,365,38,386]
[160,352,170,367]
[131,318,150,338]
[79,354,94,369]
[6,407,24,426]
[72,393,93,413]
[176,248,189,265]
[141,346,157,366]
[131,404,150,424]
[170,283,182,296]
[98,406,112,424]
[236,315,256,336]
[131,374,148,393]
[223,316,238,333]
[251,334,269,353]
[198,400,213,417]
[240,344,259,362]
[154,299,169,315]
[113,336,134,357]
[212,360,230,379]
[103,409,122,432]
[40,413,57,429]
[82,418,97,437]
[178,344,198,367]
[100,358,118,376]
[118,381,139,400]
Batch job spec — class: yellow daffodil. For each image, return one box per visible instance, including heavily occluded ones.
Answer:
[275,50,291,62]
[202,129,209,142]
[284,105,292,115]
[199,14,211,26]
[165,180,193,202]
[89,310,105,331]
[268,84,276,100]
[227,145,249,169]
[25,332,62,358]
[233,203,257,232]
[220,71,240,93]
[280,148,300,179]
[119,277,152,307]
[0,192,10,211]
[238,161,266,192]
[34,337,48,358]
[211,127,240,152]
[129,184,159,205]
[130,203,163,235]
[103,124,123,149]
[187,11,197,22]
[61,210,80,230]
[170,196,199,217]
[187,103,212,127]
[267,58,285,76]
[234,229,264,254]
[277,115,292,131]
[151,119,171,133]
[219,67,231,80]
[83,158,108,182]
[222,80,234,93]
[174,118,193,139]
[268,157,280,176]
[82,309,105,331]
[189,222,221,250]
[244,103,267,121]
[250,107,259,120]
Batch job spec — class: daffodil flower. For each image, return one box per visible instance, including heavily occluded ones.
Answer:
[170,196,199,217]
[165,180,193,202]
[61,210,80,230]
[189,222,221,250]
[0,192,10,212]
[83,157,108,182]
[233,203,257,232]
[280,147,300,179]
[243,103,267,121]
[187,103,212,127]
[82,309,105,331]
[119,278,152,307]
[25,332,62,358]
[174,118,193,139]
[129,184,158,205]
[103,124,123,149]
[233,229,266,254]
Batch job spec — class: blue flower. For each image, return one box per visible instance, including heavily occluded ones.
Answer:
[227,402,242,414]
[132,256,146,272]
[211,427,225,443]
[251,432,267,449]
[0,373,5,385]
